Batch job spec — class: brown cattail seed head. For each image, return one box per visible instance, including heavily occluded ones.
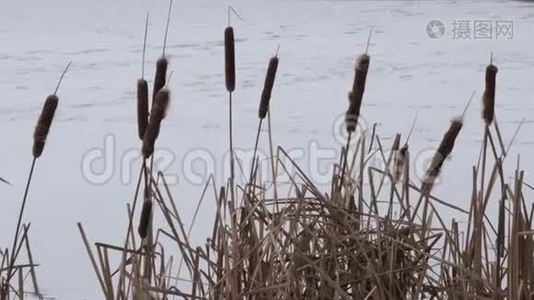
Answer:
[153,57,168,104]
[142,88,170,158]
[482,64,498,125]
[392,133,401,151]
[258,56,279,119]
[392,144,408,184]
[224,26,235,92]
[138,199,152,239]
[422,117,463,190]
[346,53,370,132]
[137,79,149,140]
[33,95,58,158]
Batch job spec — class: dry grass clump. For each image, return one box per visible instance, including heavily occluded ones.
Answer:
[74,33,534,300]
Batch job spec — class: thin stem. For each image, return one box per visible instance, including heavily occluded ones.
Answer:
[53,61,72,95]
[365,27,373,54]
[227,5,244,26]
[248,119,263,185]
[115,162,146,299]
[6,157,36,282]
[461,90,476,118]
[162,0,174,57]
[339,131,352,192]
[142,12,149,78]
[228,92,236,208]
[274,45,280,57]
[405,112,419,145]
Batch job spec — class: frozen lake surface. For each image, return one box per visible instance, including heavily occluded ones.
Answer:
[1,0,533,298]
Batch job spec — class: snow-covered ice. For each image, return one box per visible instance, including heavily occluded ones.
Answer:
[1,0,533,298]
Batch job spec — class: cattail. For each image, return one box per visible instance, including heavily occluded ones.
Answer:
[137,13,150,140]
[152,58,168,105]
[389,134,402,183]
[258,56,279,119]
[142,88,170,158]
[346,54,370,132]
[482,64,498,125]
[137,79,149,139]
[422,117,463,190]
[391,133,401,152]
[138,199,152,239]
[393,145,408,184]
[224,26,236,93]
[33,95,59,158]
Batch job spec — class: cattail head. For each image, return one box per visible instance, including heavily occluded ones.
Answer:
[258,56,279,119]
[390,134,402,183]
[393,144,409,184]
[33,95,59,158]
[137,79,149,140]
[153,57,168,104]
[224,26,235,93]
[142,88,170,158]
[392,133,401,151]
[345,53,371,132]
[422,117,463,191]
[482,64,498,125]
[138,199,153,239]
[355,54,370,73]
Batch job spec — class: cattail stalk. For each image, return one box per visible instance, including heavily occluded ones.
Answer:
[392,115,417,184]
[482,64,498,125]
[6,62,71,286]
[249,55,279,185]
[225,24,237,208]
